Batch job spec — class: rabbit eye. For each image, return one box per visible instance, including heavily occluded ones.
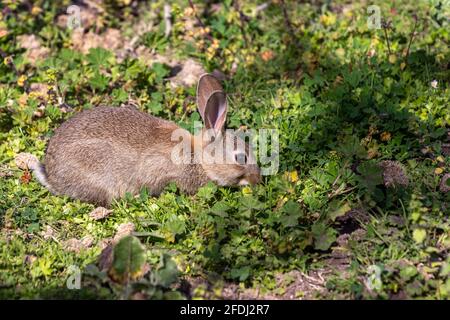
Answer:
[235,153,247,165]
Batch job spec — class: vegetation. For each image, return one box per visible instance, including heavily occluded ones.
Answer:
[0,0,449,299]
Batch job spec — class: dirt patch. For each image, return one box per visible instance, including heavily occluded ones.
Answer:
[181,268,333,300]
[17,34,50,64]
[55,2,211,88]
[335,208,370,234]
[71,28,125,55]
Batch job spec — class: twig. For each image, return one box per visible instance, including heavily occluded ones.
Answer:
[233,0,250,47]
[279,0,301,49]
[254,2,269,16]
[163,3,172,38]
[187,0,214,41]
[404,15,419,66]
[233,0,248,47]
[381,20,392,56]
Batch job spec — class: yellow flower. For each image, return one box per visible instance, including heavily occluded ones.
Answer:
[31,6,42,15]
[435,167,444,175]
[242,186,252,195]
[436,156,445,163]
[388,54,397,64]
[211,39,220,49]
[17,75,27,87]
[336,48,345,59]
[3,56,12,65]
[18,93,28,106]
[320,13,337,26]
[184,7,194,16]
[284,170,299,183]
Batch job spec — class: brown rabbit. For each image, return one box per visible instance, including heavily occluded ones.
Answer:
[28,74,261,206]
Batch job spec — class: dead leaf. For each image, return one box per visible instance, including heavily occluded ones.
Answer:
[15,153,39,170]
[40,225,55,240]
[89,207,113,220]
[261,50,275,62]
[63,236,94,253]
[379,160,409,188]
[440,173,450,193]
[20,171,32,184]
[113,222,135,242]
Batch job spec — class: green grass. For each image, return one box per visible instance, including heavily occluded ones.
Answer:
[0,0,449,299]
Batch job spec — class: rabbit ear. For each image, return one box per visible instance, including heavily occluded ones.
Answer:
[197,73,228,132]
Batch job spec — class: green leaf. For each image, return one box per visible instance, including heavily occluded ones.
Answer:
[109,236,146,283]
[230,266,251,281]
[413,228,427,244]
[86,48,113,67]
[146,100,163,114]
[89,72,109,91]
[357,161,383,192]
[240,195,264,210]
[164,214,186,237]
[152,254,179,288]
[196,182,217,200]
[279,200,301,227]
[328,201,351,221]
[152,62,169,82]
[210,200,231,217]
[400,266,418,281]
[112,88,128,103]
[311,223,337,251]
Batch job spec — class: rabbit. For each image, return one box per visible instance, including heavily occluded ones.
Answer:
[28,73,261,207]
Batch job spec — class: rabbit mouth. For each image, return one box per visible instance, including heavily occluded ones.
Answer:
[238,178,250,186]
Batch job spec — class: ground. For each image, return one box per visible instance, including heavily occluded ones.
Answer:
[0,0,450,299]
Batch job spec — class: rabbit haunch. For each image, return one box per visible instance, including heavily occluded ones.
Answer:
[32,74,261,206]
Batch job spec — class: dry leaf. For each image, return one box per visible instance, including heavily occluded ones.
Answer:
[261,50,275,62]
[89,207,113,220]
[113,222,135,242]
[439,173,450,193]
[20,171,32,184]
[63,236,94,253]
[15,153,39,170]
[379,160,409,187]
[40,225,55,240]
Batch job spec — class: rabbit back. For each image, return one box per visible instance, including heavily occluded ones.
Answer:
[44,106,189,206]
